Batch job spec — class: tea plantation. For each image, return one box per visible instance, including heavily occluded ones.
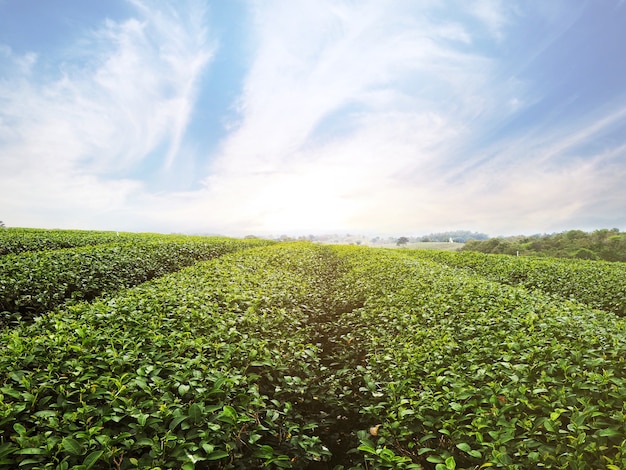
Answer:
[1,230,626,469]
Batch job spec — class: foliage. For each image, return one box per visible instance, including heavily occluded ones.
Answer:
[1,236,626,468]
[411,249,626,316]
[419,231,489,243]
[462,228,626,261]
[0,228,211,257]
[0,237,273,326]
[0,243,350,469]
[396,237,410,246]
[330,247,626,468]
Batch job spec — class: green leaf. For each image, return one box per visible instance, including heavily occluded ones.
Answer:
[217,405,237,425]
[543,419,555,432]
[456,443,471,453]
[13,423,27,436]
[204,404,223,413]
[135,437,154,447]
[250,361,273,367]
[83,450,104,470]
[206,450,229,460]
[62,437,84,456]
[169,415,189,430]
[16,448,46,455]
[0,443,16,459]
[188,403,202,423]
[597,428,621,437]
[1,387,21,400]
[357,444,377,455]
[17,458,46,466]
[550,408,567,421]
[136,413,149,426]
[254,445,276,459]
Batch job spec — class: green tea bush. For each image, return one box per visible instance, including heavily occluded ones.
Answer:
[0,228,160,256]
[0,244,354,469]
[0,238,272,325]
[411,249,626,315]
[2,242,626,469]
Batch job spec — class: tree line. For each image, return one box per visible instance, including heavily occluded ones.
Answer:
[462,228,626,262]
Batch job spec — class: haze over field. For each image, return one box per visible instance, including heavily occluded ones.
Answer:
[1,1,625,236]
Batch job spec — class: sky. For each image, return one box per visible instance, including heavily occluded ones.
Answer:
[1,0,626,237]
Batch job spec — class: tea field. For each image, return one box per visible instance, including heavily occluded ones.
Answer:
[1,230,626,469]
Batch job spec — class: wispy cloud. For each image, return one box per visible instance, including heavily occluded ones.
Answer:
[434,98,626,234]
[190,0,509,234]
[1,0,625,235]
[0,0,214,228]
[467,0,509,40]
[180,0,625,236]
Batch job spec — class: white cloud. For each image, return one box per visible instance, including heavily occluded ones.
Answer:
[182,0,505,234]
[2,0,624,236]
[467,0,509,40]
[427,101,626,235]
[0,0,214,229]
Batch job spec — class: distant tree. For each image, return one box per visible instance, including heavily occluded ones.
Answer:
[461,229,626,262]
[461,240,482,251]
[420,230,489,243]
[565,230,586,240]
[0,221,5,229]
[396,236,410,246]
[462,238,515,255]
[573,248,599,260]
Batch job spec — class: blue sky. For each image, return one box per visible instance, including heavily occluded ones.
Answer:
[1,0,625,236]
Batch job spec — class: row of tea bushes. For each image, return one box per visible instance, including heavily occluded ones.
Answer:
[0,243,351,469]
[0,237,273,325]
[2,243,626,468]
[329,247,626,469]
[409,249,626,315]
[0,228,167,256]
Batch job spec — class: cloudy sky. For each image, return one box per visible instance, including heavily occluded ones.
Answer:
[1,0,625,236]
